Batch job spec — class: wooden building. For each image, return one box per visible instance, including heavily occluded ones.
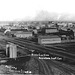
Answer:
[14,31,32,38]
[45,28,58,33]
[38,35,61,44]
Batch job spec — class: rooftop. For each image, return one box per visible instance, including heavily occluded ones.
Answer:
[38,35,60,39]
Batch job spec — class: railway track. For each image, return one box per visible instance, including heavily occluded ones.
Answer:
[29,56,75,75]
[14,38,75,56]
[1,38,75,75]
[45,45,75,54]
[49,42,75,47]
[5,38,75,61]
[45,59,75,74]
[14,38,75,52]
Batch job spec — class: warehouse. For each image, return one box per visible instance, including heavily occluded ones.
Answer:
[38,35,61,44]
[45,28,58,33]
[38,27,58,35]
[14,31,32,38]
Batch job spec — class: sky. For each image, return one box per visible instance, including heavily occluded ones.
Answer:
[0,0,75,21]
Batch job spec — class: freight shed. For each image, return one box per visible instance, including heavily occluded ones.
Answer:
[38,35,61,44]
[38,27,59,35]
[14,31,32,38]
[45,28,58,33]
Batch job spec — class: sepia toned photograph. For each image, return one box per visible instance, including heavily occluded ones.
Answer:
[0,0,75,75]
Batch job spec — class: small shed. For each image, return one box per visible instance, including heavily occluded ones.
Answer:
[38,35,61,44]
